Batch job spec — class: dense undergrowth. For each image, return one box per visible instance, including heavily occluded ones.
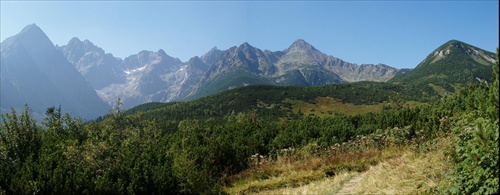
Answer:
[1,51,498,194]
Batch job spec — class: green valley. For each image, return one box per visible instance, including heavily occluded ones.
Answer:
[1,45,498,194]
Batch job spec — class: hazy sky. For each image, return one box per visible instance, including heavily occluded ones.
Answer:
[1,1,498,68]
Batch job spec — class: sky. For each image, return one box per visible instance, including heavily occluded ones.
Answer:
[1,1,498,69]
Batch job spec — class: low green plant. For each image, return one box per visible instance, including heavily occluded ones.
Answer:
[442,115,499,194]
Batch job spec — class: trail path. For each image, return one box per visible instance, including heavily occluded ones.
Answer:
[335,172,367,195]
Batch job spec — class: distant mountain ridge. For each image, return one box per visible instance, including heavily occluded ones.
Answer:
[57,36,404,108]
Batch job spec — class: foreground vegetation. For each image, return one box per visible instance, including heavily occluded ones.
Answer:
[1,52,498,194]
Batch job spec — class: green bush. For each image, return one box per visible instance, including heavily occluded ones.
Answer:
[441,49,499,194]
[444,115,499,194]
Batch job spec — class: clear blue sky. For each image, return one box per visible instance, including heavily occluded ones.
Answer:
[1,1,498,69]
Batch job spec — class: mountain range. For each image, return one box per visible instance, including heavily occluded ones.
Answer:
[56,34,406,109]
[0,24,495,120]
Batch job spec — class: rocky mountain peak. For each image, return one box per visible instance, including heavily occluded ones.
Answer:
[124,50,182,72]
[83,39,93,45]
[201,46,223,65]
[137,50,151,56]
[18,23,45,38]
[277,39,326,69]
[1,23,55,57]
[189,56,202,63]
[286,39,316,53]
[83,40,104,53]
[158,49,167,56]
[445,40,462,47]
[238,42,255,51]
[187,56,209,71]
[203,46,221,55]
[68,37,83,46]
[59,37,106,65]
[425,40,496,66]
[64,38,102,54]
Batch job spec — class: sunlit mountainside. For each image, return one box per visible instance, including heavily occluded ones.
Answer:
[0,24,498,194]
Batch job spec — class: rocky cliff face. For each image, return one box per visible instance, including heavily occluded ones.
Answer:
[98,50,184,108]
[57,38,125,89]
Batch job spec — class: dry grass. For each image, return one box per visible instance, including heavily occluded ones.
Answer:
[225,131,453,195]
[350,140,452,194]
[256,171,359,195]
[225,146,408,194]
[226,170,324,194]
[225,140,451,194]
[228,147,449,195]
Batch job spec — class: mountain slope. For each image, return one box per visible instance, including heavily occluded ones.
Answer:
[98,50,184,108]
[278,39,402,83]
[389,40,496,93]
[274,39,344,85]
[0,24,110,119]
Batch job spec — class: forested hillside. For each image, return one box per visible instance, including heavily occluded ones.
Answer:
[125,80,439,124]
[1,51,498,194]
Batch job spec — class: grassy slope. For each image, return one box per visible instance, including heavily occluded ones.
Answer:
[226,136,452,195]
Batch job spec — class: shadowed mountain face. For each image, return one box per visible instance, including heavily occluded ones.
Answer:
[1,24,110,120]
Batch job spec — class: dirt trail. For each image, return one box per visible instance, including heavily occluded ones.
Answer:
[335,172,366,195]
